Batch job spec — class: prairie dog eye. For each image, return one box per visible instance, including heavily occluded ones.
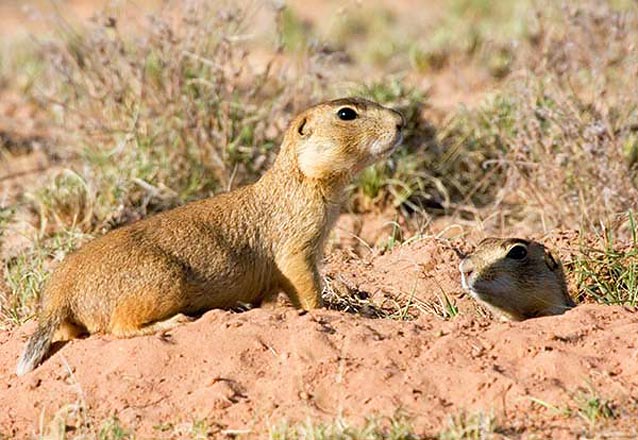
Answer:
[337,107,358,121]
[506,244,528,260]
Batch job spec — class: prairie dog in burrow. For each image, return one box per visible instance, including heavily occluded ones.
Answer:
[16,97,405,376]
[459,237,576,321]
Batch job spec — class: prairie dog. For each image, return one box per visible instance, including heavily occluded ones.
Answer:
[459,238,576,321]
[16,97,405,375]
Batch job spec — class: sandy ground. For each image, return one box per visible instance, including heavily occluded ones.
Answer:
[1,238,637,438]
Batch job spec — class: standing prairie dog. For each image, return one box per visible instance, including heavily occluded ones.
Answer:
[16,97,405,376]
[459,238,576,321]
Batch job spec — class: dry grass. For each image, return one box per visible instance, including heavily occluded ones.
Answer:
[0,3,637,439]
[322,274,450,321]
[569,212,638,305]
[27,3,320,234]
[433,0,638,231]
[529,382,629,437]
[438,410,500,440]
[269,412,417,440]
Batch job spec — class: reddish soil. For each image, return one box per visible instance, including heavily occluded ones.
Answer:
[2,2,637,439]
[1,238,637,438]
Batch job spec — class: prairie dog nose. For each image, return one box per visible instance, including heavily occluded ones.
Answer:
[459,258,474,276]
[459,258,474,290]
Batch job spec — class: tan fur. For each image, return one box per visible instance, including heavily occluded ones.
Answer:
[16,97,404,376]
[459,238,576,321]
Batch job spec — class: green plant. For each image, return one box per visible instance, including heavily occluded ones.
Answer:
[574,386,616,427]
[28,169,95,235]
[530,384,618,430]
[0,206,14,236]
[572,212,638,305]
[29,3,321,238]
[439,410,498,440]
[269,412,417,440]
[98,416,131,440]
[528,397,571,418]
[276,7,311,53]
[2,228,89,327]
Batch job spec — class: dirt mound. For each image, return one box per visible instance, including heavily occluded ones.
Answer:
[1,237,636,438]
[324,237,468,318]
[2,289,637,437]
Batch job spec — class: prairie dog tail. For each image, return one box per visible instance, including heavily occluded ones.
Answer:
[16,312,63,377]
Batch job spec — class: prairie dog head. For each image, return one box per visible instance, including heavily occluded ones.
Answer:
[283,97,404,181]
[459,238,576,321]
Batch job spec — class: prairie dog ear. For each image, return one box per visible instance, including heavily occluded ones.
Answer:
[297,116,312,137]
[543,249,560,271]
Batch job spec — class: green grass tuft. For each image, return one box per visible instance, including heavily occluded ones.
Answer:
[2,229,89,326]
[574,386,617,427]
[269,412,417,440]
[98,416,132,440]
[439,410,498,440]
[571,212,638,305]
